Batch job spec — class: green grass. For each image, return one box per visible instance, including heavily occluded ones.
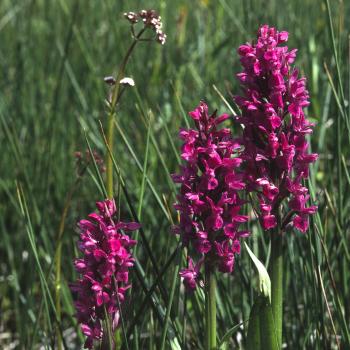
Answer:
[0,0,349,349]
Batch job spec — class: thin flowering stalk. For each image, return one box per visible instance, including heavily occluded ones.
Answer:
[105,29,141,198]
[235,25,318,347]
[105,10,166,198]
[172,102,249,349]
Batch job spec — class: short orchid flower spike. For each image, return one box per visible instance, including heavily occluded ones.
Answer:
[70,199,140,349]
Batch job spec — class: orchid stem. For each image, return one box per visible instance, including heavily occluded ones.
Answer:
[246,298,261,350]
[259,297,279,350]
[205,263,216,350]
[269,231,283,349]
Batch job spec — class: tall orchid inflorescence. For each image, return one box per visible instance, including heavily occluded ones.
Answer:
[172,102,249,291]
[71,199,140,349]
[235,25,318,233]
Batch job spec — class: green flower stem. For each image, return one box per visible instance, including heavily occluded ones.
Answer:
[205,263,216,350]
[246,299,261,350]
[106,110,116,198]
[106,28,146,198]
[259,297,279,350]
[269,231,283,349]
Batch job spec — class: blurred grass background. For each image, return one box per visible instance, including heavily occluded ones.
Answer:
[0,0,349,349]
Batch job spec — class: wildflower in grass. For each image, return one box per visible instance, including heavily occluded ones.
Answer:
[172,102,249,290]
[235,25,318,232]
[71,199,140,349]
[124,9,166,45]
[105,9,166,199]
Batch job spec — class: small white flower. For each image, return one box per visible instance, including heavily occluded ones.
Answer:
[120,77,135,87]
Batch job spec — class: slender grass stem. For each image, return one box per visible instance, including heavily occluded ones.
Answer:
[54,176,83,350]
[103,307,114,350]
[160,250,180,350]
[55,240,63,349]
[205,263,216,350]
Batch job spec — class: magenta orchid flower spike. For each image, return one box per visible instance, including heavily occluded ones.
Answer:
[235,25,318,233]
[70,199,140,349]
[172,101,249,291]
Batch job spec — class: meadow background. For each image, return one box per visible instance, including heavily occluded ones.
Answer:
[0,0,349,349]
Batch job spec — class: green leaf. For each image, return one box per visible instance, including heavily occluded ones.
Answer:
[244,242,271,302]
[246,300,261,350]
[219,320,246,349]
